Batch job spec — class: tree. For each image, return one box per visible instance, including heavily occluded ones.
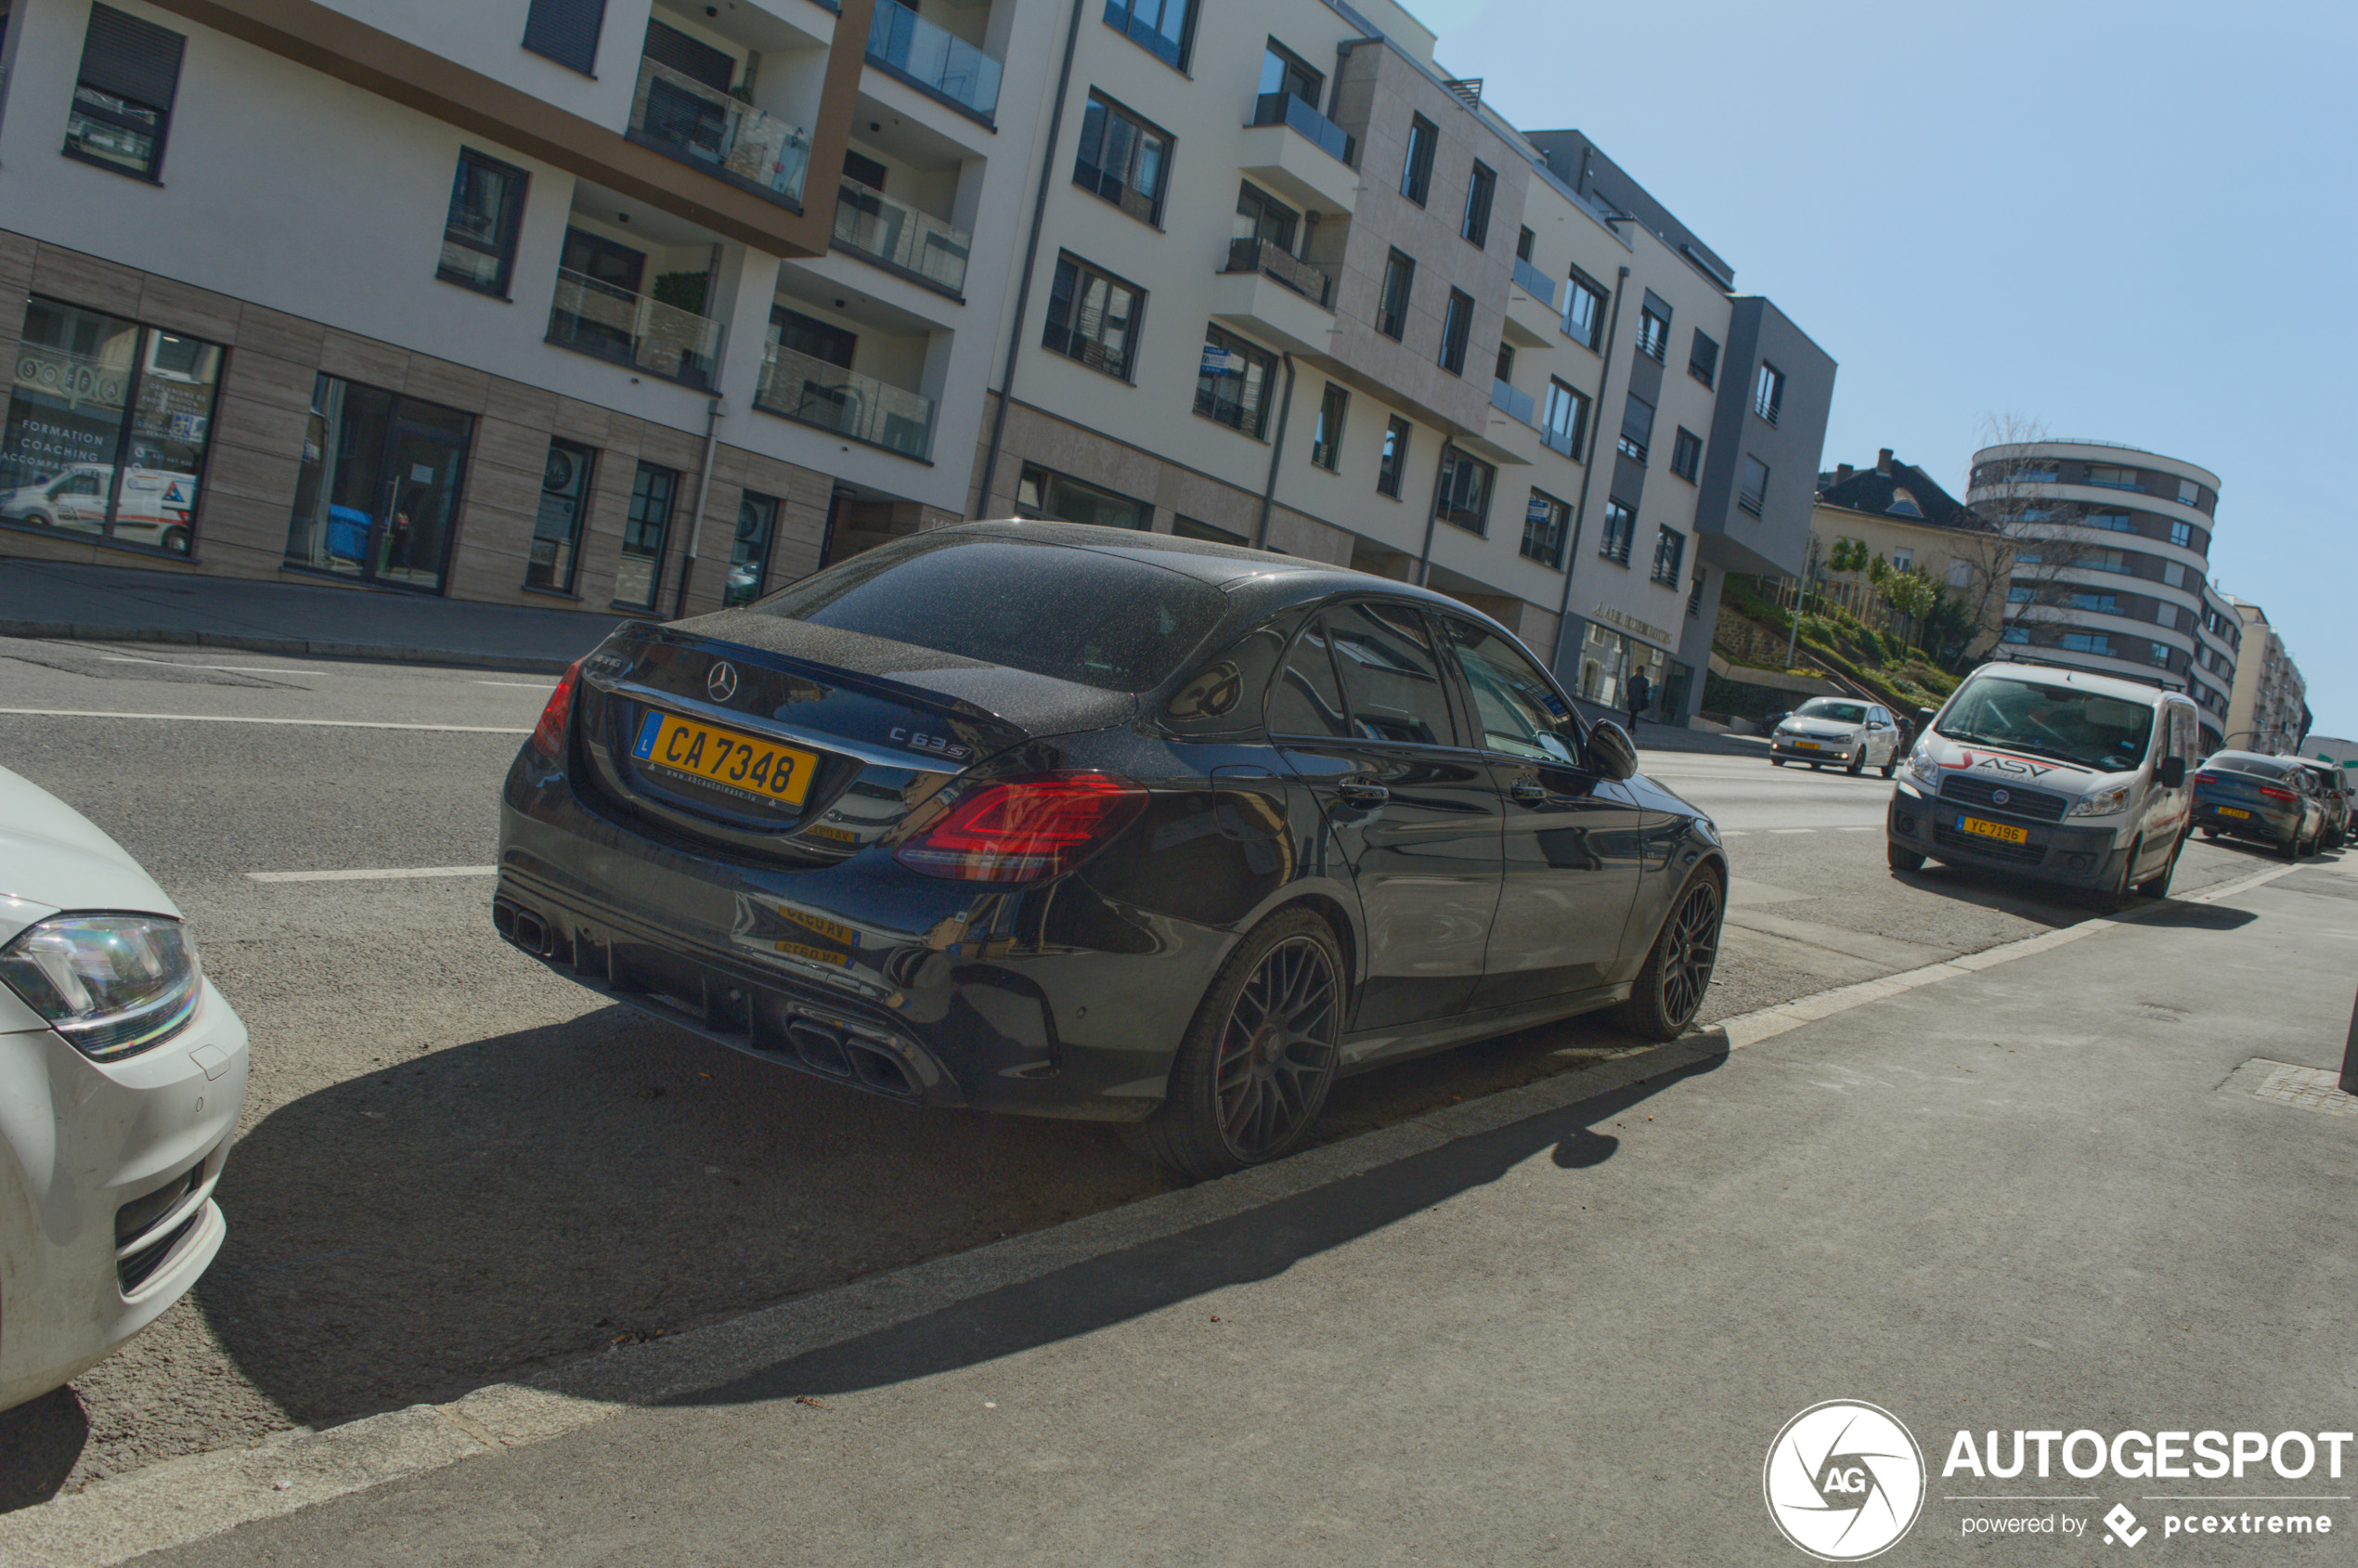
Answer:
[1868,555,1943,649]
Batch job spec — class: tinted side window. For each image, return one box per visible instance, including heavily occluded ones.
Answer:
[1267,615,1351,737]
[1167,623,1288,738]
[1440,618,1580,763]
[1327,602,1458,746]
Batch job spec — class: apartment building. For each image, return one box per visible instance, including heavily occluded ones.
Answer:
[2222,598,2309,755]
[1966,438,2237,746]
[0,0,1043,615]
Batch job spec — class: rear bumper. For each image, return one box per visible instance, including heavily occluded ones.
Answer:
[1885,785,2127,889]
[2192,798,2299,842]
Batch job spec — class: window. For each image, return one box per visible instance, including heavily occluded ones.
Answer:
[1521,489,1570,567]
[65,5,185,180]
[1561,274,1606,350]
[1401,114,1436,204]
[438,149,529,295]
[1438,289,1473,375]
[1173,515,1245,546]
[2082,464,2141,490]
[2002,626,2030,644]
[1669,426,1702,482]
[527,439,593,592]
[2177,477,2202,508]
[1635,293,1669,362]
[1377,250,1415,340]
[1326,602,1458,746]
[1258,41,1323,110]
[1738,455,1769,515]
[1753,362,1784,424]
[1233,180,1299,253]
[1377,415,1411,498]
[1043,254,1143,380]
[2079,547,2132,575]
[1074,93,1172,225]
[726,491,779,606]
[285,375,473,592]
[1946,558,1971,590]
[1617,393,1653,464]
[2,296,221,558]
[1195,326,1278,437]
[522,0,607,75]
[2147,642,2173,670]
[1688,330,1718,388]
[1652,525,1685,587]
[614,460,678,610]
[1440,618,1582,763]
[2058,631,2116,655]
[1494,343,1515,384]
[1687,569,1708,619]
[1461,161,1496,248]
[2170,520,2193,549]
[1891,548,1913,571]
[1268,615,1352,737]
[2087,512,2134,533]
[1310,382,1348,471]
[1600,499,1635,564]
[1105,0,1194,71]
[1516,227,1535,263]
[2066,590,2120,615]
[1433,448,1493,534]
[1540,380,1588,460]
[1016,462,1151,529]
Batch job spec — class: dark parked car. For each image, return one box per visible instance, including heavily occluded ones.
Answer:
[2283,758,2350,850]
[2191,751,2324,860]
[494,522,1729,1177]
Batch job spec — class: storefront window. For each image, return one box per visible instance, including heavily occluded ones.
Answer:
[2,295,221,555]
[284,374,473,592]
[614,460,678,611]
[528,438,592,592]
[725,490,778,606]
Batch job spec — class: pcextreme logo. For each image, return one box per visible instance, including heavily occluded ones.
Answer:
[1765,1401,1928,1561]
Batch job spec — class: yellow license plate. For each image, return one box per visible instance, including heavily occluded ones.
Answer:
[2216,807,2250,819]
[1794,740,1820,750]
[630,710,817,809]
[1957,815,2029,845]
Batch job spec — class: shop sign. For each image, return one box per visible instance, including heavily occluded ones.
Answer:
[1591,602,1675,651]
[16,347,128,409]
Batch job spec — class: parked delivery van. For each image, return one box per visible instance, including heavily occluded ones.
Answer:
[1886,660,2200,906]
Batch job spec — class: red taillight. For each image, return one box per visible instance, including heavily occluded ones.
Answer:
[530,661,581,759]
[2193,772,2217,787]
[2258,785,2296,805]
[895,771,1147,883]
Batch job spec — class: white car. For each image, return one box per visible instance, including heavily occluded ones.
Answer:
[0,765,248,1413]
[1768,696,1905,777]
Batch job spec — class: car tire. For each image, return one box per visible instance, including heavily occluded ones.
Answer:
[1879,752,1898,779]
[1131,906,1343,1182]
[2088,837,2142,914]
[2282,831,2302,862]
[1770,758,1785,767]
[2200,827,2220,839]
[1613,865,1724,1042]
[2136,834,2182,900]
[1888,842,1925,874]
[1846,746,1866,776]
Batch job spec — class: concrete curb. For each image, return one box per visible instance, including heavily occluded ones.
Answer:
[0,621,578,676]
[0,856,2319,1566]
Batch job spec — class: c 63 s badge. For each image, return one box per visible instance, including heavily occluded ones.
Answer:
[892,728,970,760]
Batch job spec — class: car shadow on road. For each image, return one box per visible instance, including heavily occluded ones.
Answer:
[0,1387,87,1512]
[1884,862,2092,928]
[661,1046,1727,1414]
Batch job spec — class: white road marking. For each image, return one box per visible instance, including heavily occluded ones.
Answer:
[1769,827,1817,835]
[474,680,555,688]
[1838,825,1879,832]
[0,707,529,733]
[248,866,498,883]
[101,654,328,674]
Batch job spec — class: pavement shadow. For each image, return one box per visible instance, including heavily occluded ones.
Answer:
[666,1048,1725,1412]
[2129,901,2260,931]
[1885,862,2087,928]
[0,1386,88,1513]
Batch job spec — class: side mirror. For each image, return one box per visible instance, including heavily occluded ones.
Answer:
[1586,719,1639,782]
[2158,757,2186,789]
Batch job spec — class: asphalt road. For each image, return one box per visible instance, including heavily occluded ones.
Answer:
[0,636,2314,1506]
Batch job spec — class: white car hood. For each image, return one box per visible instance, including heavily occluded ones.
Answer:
[1782,719,1861,740]
[0,764,176,943]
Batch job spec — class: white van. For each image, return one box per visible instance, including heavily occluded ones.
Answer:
[1886,660,2200,905]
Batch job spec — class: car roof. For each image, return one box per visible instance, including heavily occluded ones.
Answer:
[1968,658,2194,706]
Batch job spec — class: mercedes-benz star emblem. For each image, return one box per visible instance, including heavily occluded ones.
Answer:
[1990,788,2010,806]
[706,661,738,703]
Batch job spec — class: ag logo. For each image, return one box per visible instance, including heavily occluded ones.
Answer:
[1764,1401,1925,1561]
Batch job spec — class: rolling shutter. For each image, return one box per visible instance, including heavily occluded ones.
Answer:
[522,0,608,76]
[78,4,185,110]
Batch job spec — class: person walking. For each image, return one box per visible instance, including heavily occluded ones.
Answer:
[1625,667,1652,732]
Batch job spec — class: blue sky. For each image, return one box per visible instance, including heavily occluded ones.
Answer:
[1423,0,2355,741]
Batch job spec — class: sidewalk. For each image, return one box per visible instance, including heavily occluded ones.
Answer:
[0,559,617,672]
[14,857,2351,1567]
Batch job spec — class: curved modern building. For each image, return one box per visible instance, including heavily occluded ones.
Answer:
[1966,439,2236,748]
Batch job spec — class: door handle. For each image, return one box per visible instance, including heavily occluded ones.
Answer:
[1509,781,1547,803]
[1335,782,1390,805]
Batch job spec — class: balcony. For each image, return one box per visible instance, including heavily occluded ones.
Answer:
[1222,237,1333,308]
[1238,110,1360,218]
[1249,93,1354,166]
[547,267,723,389]
[1510,256,1556,308]
[628,58,813,210]
[756,345,935,460]
[1490,379,1535,428]
[833,183,971,296]
[867,0,1002,122]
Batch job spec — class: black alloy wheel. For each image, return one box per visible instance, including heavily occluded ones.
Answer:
[1134,909,1342,1180]
[1614,869,1724,1041]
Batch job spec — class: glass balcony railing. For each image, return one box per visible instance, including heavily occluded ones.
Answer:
[1490,378,1535,426]
[1511,256,1556,307]
[833,183,972,295]
[628,58,813,209]
[547,267,723,389]
[756,344,936,460]
[868,0,1002,119]
[1222,237,1335,308]
[1248,92,1355,167]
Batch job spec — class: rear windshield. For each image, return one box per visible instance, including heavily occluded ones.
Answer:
[1796,699,1868,724]
[745,535,1227,693]
[1936,676,2154,772]
[2207,754,2291,781]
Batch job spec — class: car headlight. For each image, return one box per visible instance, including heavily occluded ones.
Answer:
[2067,784,2134,818]
[0,914,202,1059]
[1906,749,1940,789]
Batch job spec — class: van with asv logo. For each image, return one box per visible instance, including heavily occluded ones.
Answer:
[1885,660,2200,906]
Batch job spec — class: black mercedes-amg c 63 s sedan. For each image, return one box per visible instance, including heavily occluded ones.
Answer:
[495,521,1727,1177]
